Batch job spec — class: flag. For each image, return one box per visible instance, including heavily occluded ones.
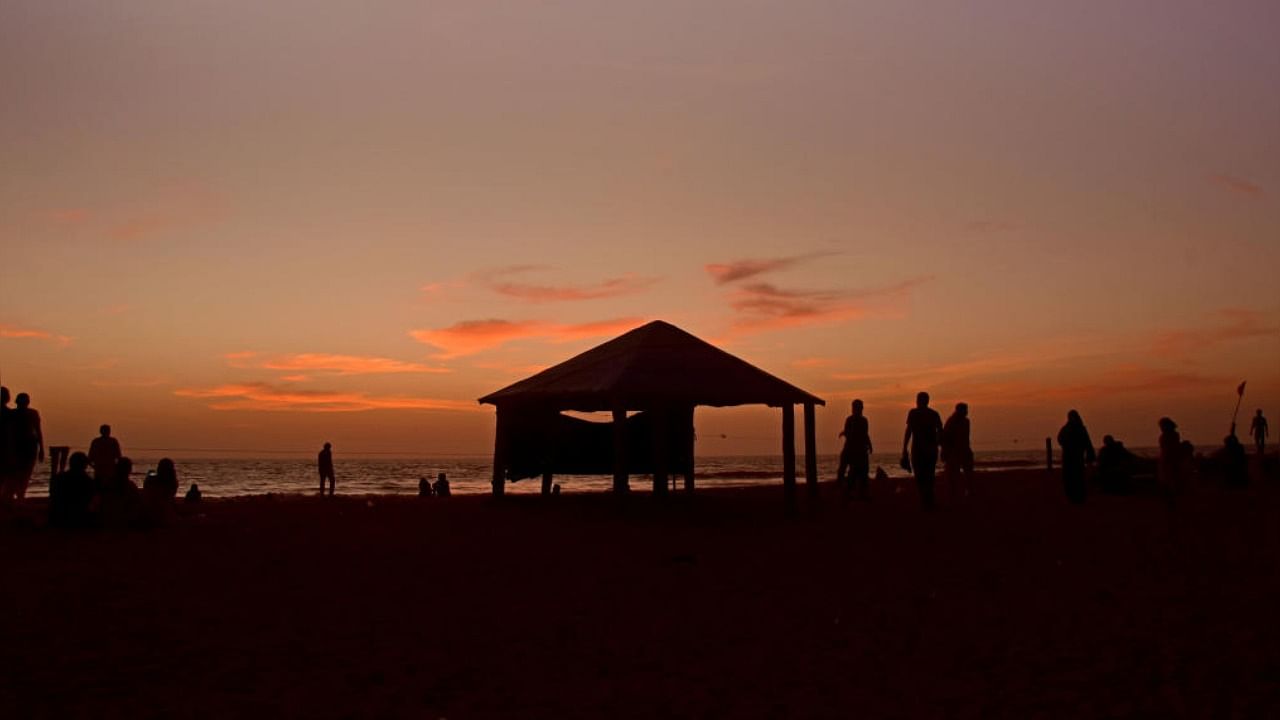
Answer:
[1238,381,1247,397]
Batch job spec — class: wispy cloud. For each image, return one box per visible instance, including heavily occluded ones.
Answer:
[174,383,477,413]
[729,276,933,331]
[1209,173,1263,198]
[1150,308,1278,358]
[0,323,72,347]
[107,182,226,242]
[472,266,658,303]
[225,352,451,376]
[410,317,645,358]
[705,251,835,285]
[964,219,1019,233]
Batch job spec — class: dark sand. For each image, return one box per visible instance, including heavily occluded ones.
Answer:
[3,467,1279,718]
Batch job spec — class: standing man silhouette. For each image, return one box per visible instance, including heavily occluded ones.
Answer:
[88,424,122,488]
[318,442,335,496]
[1250,410,1268,455]
[902,392,943,509]
[6,392,44,501]
[837,399,872,502]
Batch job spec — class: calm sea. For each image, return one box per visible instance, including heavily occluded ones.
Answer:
[17,450,1110,498]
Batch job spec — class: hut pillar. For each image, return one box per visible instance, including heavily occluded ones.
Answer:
[541,471,553,496]
[491,406,509,497]
[782,404,797,505]
[652,408,669,496]
[612,407,629,493]
[803,402,818,496]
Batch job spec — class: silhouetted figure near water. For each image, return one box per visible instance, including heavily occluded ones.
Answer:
[1,392,44,501]
[1219,434,1248,487]
[1096,435,1136,495]
[0,387,13,500]
[49,451,95,529]
[837,399,872,502]
[1057,410,1095,504]
[902,392,943,509]
[942,402,974,501]
[419,476,432,497]
[1251,410,1268,455]
[142,458,179,525]
[185,483,202,503]
[433,472,450,497]
[1158,417,1186,503]
[318,442,335,496]
[88,424,122,488]
[99,456,143,529]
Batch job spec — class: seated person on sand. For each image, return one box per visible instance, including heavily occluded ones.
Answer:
[418,476,432,497]
[99,457,143,529]
[1216,435,1248,487]
[142,458,180,524]
[184,483,202,503]
[432,472,450,497]
[1096,435,1136,494]
[48,452,96,529]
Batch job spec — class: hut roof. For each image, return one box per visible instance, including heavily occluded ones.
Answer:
[478,320,824,411]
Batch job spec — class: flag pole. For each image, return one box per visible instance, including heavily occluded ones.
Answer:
[1231,381,1246,436]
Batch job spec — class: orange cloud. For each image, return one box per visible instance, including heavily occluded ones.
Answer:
[1209,173,1263,197]
[174,383,477,413]
[1150,308,1278,358]
[705,252,835,285]
[791,357,838,369]
[0,323,72,347]
[410,317,645,358]
[224,352,451,376]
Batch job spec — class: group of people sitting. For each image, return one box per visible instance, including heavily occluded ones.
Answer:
[47,424,198,530]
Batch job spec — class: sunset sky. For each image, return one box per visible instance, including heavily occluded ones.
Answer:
[2,1,1277,457]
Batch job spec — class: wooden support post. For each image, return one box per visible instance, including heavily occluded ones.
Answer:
[803,402,818,497]
[652,408,669,496]
[541,471,553,496]
[782,404,797,506]
[612,407,629,494]
[491,408,509,497]
[682,406,695,493]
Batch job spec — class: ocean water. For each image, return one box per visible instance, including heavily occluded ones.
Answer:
[18,450,1086,498]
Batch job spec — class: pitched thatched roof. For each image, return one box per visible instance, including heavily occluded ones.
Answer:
[478,320,824,411]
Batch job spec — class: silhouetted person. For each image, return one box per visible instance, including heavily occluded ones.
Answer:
[0,387,13,500]
[432,472,450,497]
[1220,434,1248,487]
[1157,417,1184,503]
[100,456,142,529]
[88,424,122,488]
[1057,410,1095,504]
[318,442,335,496]
[942,402,974,500]
[142,458,180,525]
[902,392,943,509]
[48,451,95,529]
[2,392,45,501]
[418,476,432,497]
[837,399,872,501]
[1096,435,1136,495]
[1251,410,1268,455]
[185,483,202,503]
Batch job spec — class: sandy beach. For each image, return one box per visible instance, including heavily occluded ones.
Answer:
[2,465,1278,718]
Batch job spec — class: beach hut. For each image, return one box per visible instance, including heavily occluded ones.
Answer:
[478,320,825,501]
